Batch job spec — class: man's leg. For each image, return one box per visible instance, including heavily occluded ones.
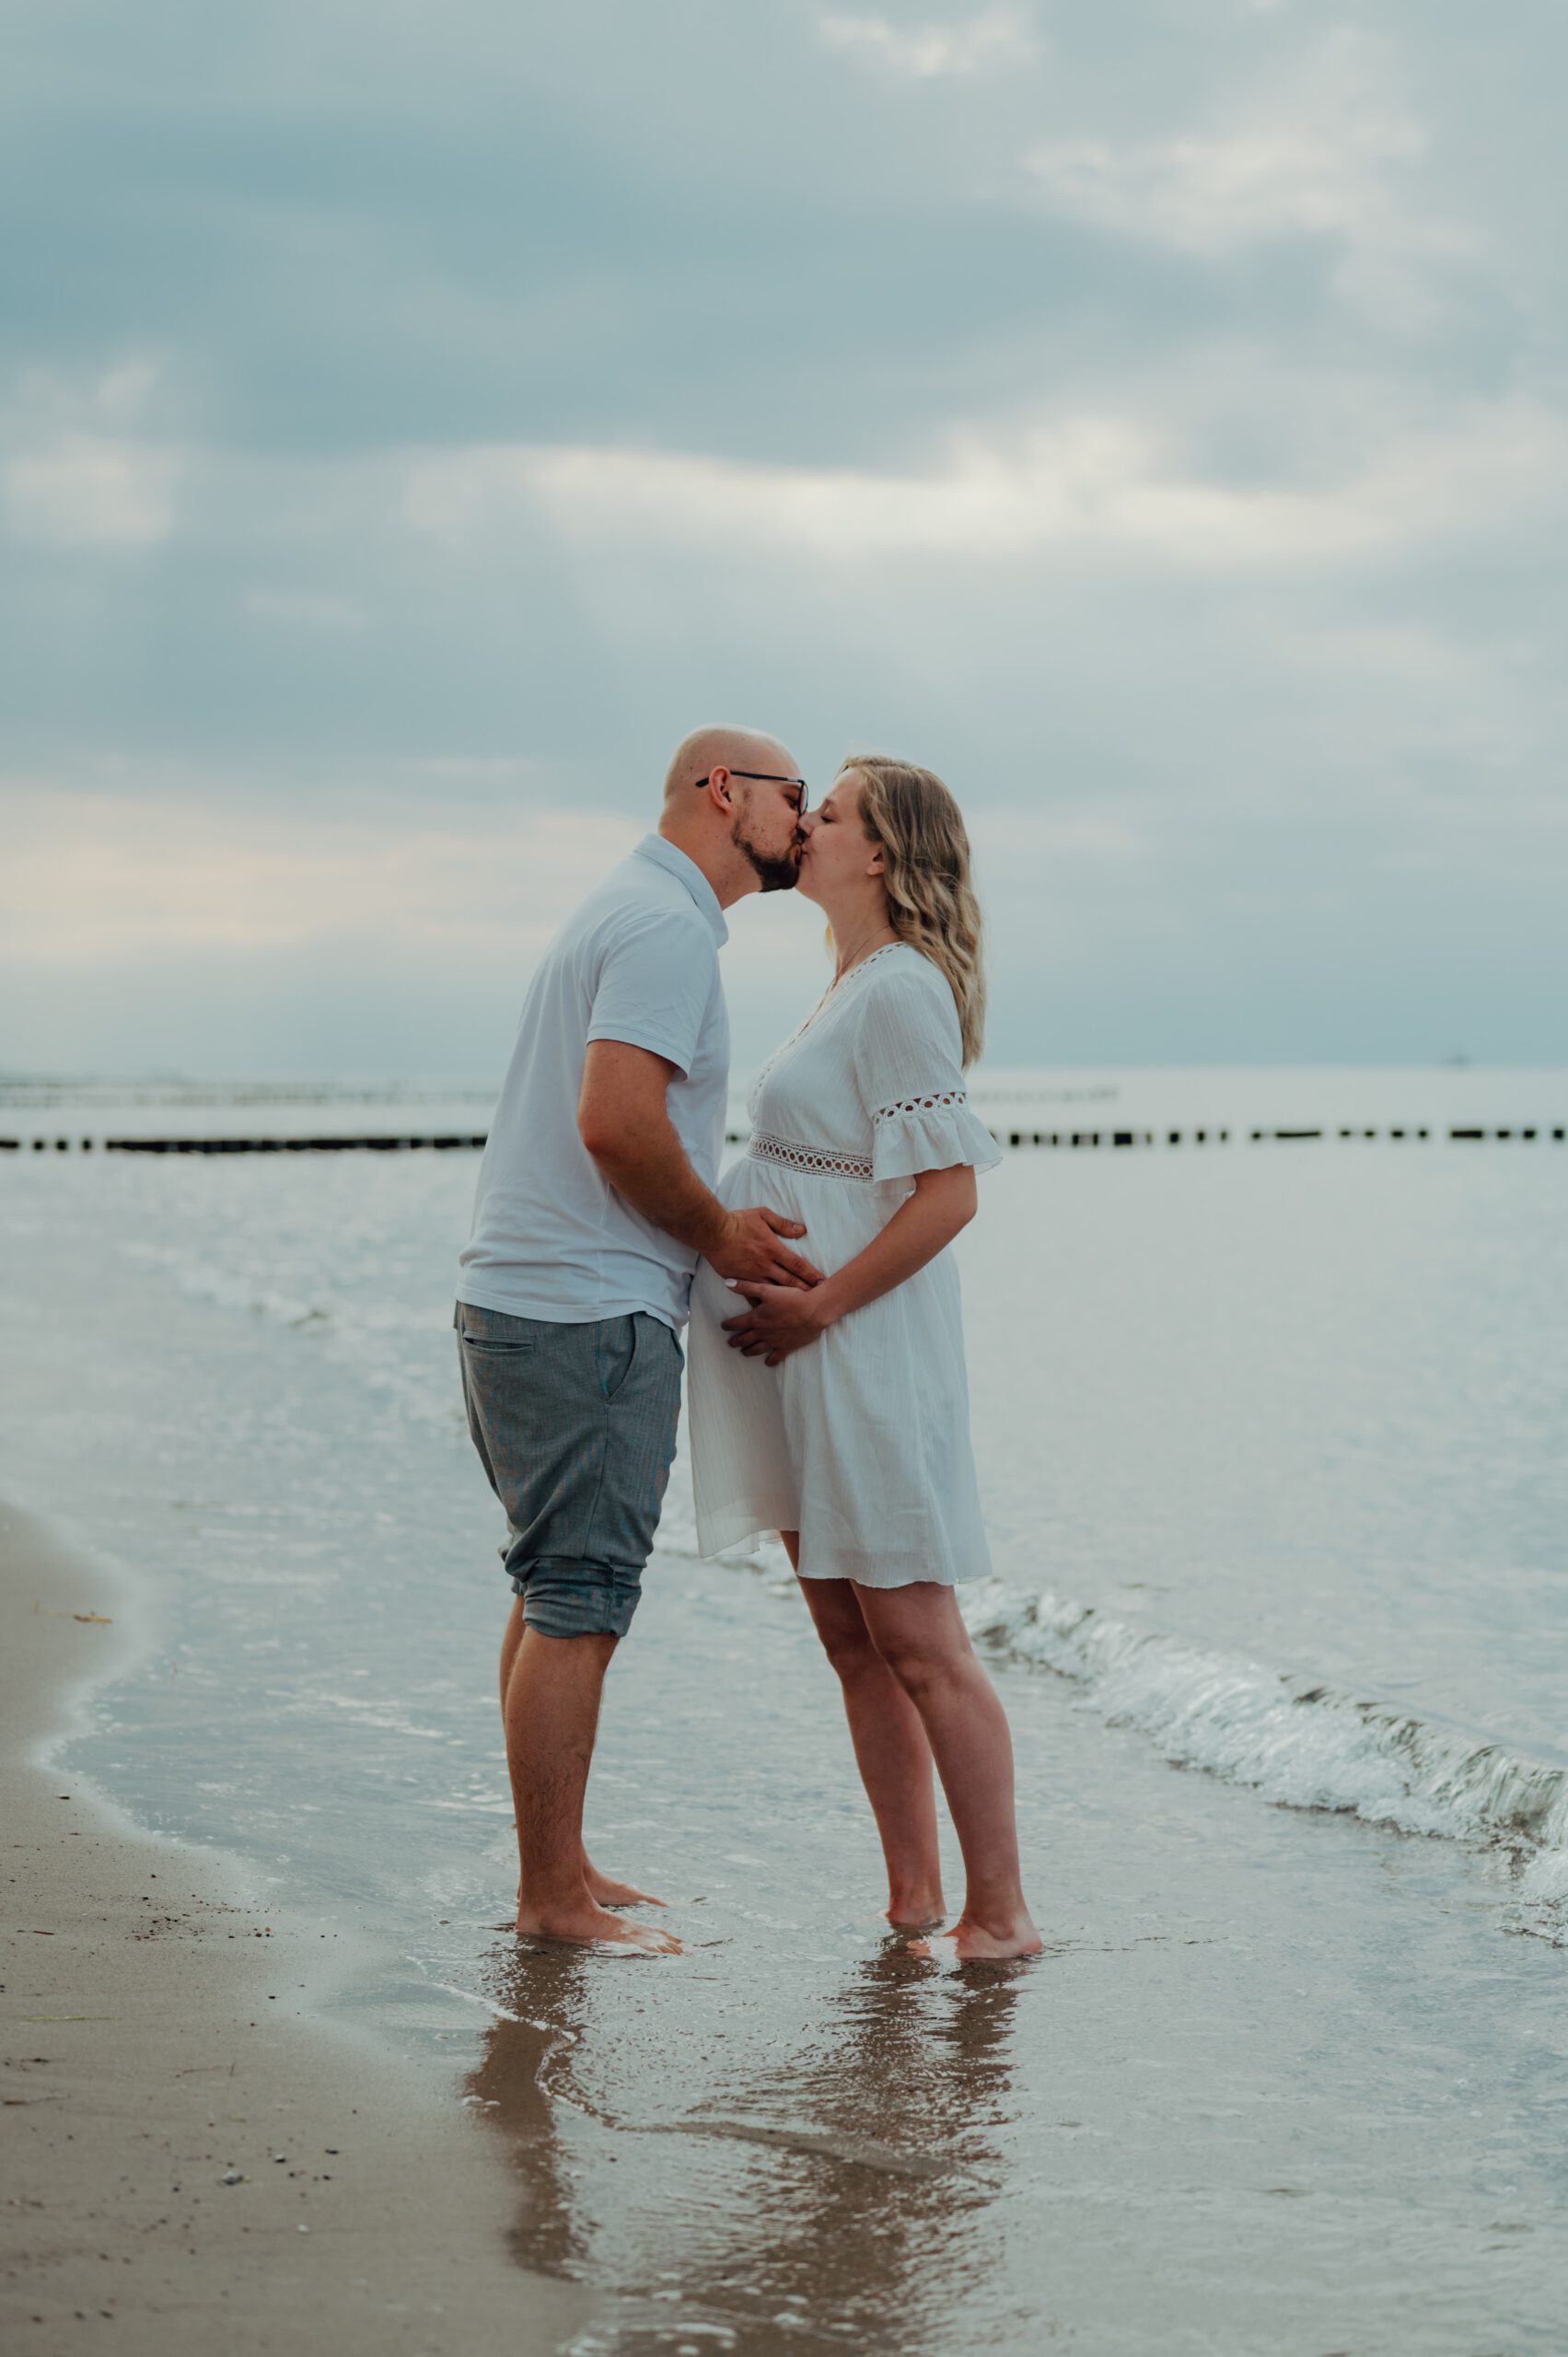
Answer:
[459,1306,681,1949]
[502,1619,679,1951]
[499,1597,666,1912]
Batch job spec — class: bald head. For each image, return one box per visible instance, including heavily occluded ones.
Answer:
[657,720,807,906]
[662,724,797,806]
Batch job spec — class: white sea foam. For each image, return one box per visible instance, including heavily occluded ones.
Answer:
[959,1577,1568,1915]
[123,1237,329,1329]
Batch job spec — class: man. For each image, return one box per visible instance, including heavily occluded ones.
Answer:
[455,725,819,1952]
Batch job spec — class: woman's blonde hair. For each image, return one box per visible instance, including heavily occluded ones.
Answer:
[843,754,986,1067]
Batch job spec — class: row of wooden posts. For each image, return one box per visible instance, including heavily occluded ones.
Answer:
[989,1123,1566,1149]
[2,1124,1563,1156]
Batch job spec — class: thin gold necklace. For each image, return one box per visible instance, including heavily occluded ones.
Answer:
[832,925,899,985]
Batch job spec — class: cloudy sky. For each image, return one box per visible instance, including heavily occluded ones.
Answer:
[3,0,1563,1078]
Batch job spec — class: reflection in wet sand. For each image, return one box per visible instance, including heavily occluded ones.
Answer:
[465,1952,595,2284]
[466,1941,1026,2353]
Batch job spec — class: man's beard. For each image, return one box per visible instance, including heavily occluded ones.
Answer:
[732,816,802,895]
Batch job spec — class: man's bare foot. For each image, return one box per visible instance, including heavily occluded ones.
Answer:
[517,1861,667,1911]
[911,1910,1043,1962]
[516,1898,682,1955]
[585,1865,667,1909]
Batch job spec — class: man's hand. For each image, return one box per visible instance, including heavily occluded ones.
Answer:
[721,1280,831,1365]
[707,1208,823,1291]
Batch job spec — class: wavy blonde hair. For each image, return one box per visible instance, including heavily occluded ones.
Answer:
[843,754,987,1066]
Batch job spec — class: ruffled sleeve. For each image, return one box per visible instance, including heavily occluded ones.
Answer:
[852,955,1001,1185]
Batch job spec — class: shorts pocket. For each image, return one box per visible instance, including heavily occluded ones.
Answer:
[457,1305,538,1353]
[598,1315,640,1402]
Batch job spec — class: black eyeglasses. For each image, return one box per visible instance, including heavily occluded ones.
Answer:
[694,770,809,817]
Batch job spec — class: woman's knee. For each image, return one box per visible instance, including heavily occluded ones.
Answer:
[871,1631,947,1699]
[865,1602,970,1697]
[818,1617,882,1685]
[804,1589,880,1683]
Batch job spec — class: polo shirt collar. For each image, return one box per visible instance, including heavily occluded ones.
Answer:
[633,833,729,947]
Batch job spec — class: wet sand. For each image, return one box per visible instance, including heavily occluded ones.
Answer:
[0,1499,581,2356]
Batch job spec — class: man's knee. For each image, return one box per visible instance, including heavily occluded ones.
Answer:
[523,1626,619,1670]
[515,1556,642,1641]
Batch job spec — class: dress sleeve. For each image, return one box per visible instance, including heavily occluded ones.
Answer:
[852,960,1001,1184]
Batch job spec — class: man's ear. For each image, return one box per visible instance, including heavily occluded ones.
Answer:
[706,764,734,807]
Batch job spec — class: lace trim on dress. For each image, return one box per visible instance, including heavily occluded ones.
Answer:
[873,1088,970,1122]
[748,1131,874,1182]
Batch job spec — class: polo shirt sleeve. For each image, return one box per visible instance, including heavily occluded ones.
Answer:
[586,908,716,1078]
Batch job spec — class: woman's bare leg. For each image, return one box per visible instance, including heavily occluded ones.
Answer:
[782,1534,945,1926]
[853,1581,1040,1960]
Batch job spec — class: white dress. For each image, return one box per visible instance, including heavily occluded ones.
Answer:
[688,943,1002,1587]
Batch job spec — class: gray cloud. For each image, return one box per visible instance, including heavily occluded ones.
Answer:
[2,0,1564,1075]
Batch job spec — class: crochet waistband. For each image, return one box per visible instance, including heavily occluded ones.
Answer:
[746,1130,874,1183]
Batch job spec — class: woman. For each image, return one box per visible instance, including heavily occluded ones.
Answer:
[688,756,1040,1961]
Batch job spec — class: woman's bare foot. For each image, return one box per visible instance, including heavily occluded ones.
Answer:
[887,1883,946,1932]
[516,1898,682,1954]
[912,1910,1043,1962]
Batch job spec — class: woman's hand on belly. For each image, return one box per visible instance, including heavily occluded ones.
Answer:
[721,1280,833,1367]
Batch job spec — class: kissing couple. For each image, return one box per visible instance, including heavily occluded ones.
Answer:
[454,726,1040,1962]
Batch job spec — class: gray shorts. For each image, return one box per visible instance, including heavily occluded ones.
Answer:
[454,1301,683,1640]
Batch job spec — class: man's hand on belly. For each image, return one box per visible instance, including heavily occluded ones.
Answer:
[707,1208,822,1291]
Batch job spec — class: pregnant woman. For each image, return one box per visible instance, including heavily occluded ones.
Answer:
[688,756,1040,1961]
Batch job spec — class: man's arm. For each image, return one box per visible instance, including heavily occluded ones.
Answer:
[577,1039,823,1289]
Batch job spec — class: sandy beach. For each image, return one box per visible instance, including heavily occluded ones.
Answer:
[0,1499,581,2356]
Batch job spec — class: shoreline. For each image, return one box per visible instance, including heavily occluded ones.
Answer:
[0,1497,582,2355]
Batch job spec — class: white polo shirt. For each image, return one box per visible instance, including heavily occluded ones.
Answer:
[457,833,730,1332]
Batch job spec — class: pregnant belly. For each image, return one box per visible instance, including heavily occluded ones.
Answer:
[718,1149,892,1274]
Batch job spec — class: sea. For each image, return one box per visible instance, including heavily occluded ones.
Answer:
[4,1066,1567,2356]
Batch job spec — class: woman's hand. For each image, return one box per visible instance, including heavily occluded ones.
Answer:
[721,1281,833,1366]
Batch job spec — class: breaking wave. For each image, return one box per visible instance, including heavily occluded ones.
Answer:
[958,1579,1568,1915]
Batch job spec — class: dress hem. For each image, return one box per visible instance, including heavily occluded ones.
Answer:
[700,1509,993,1589]
[794,1563,993,1589]
[694,1507,801,1559]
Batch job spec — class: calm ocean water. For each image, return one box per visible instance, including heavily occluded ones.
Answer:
[4,1069,1568,2354]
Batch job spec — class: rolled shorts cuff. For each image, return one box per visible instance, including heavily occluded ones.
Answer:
[510,1555,644,1640]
